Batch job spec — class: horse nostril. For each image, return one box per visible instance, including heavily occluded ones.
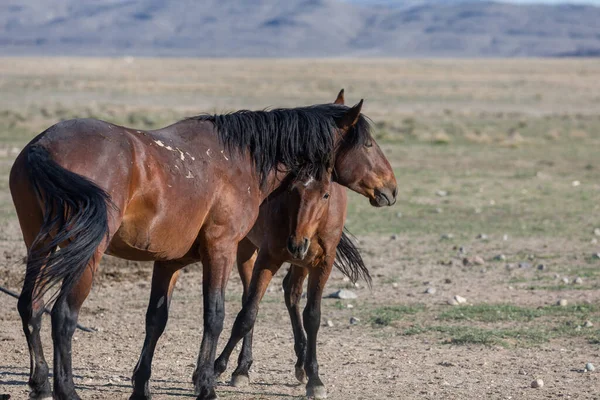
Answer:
[303,237,309,249]
[392,186,398,199]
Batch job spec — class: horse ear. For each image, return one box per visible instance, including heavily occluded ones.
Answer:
[337,99,363,130]
[334,89,345,105]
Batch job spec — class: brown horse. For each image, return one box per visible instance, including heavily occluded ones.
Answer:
[10,98,396,400]
[213,91,368,399]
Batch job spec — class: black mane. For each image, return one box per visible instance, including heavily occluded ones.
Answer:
[190,103,371,184]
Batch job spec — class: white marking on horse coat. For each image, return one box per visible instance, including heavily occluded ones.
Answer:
[248,186,251,194]
[157,296,165,308]
[221,150,229,161]
[154,140,165,147]
[206,149,212,157]
[303,176,314,187]
[186,151,196,161]
[165,145,174,151]
[177,149,185,160]
[186,171,194,179]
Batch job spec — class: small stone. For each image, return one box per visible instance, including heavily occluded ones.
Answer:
[342,276,350,282]
[458,246,466,254]
[494,254,507,261]
[503,234,508,241]
[594,228,600,236]
[326,319,334,327]
[508,286,514,290]
[436,190,448,197]
[554,273,561,279]
[505,263,517,270]
[519,262,532,269]
[557,299,568,307]
[349,317,360,325]
[476,233,488,240]
[472,256,485,265]
[537,264,546,271]
[518,369,527,375]
[562,277,570,284]
[585,363,595,372]
[447,298,459,306]
[392,282,399,288]
[592,238,598,244]
[584,320,594,328]
[326,289,357,299]
[425,287,437,295]
[390,234,398,240]
[444,278,452,284]
[573,277,583,285]
[441,233,454,240]
[435,207,443,214]
[347,304,354,309]
[572,180,581,187]
[454,295,467,304]
[593,253,600,260]
[531,379,544,388]
[396,212,402,218]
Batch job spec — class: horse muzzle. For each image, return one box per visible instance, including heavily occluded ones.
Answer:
[370,185,397,207]
[287,236,310,260]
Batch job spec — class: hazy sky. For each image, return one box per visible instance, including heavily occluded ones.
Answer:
[349,0,600,4]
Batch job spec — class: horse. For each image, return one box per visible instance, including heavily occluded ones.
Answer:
[10,97,397,400]
[212,91,369,399]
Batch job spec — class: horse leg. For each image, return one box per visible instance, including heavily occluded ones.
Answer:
[51,251,103,400]
[303,260,334,400]
[130,262,183,400]
[214,252,281,388]
[283,265,309,384]
[229,239,258,387]
[18,251,52,399]
[192,240,238,400]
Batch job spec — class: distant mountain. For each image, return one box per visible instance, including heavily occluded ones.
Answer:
[0,0,599,57]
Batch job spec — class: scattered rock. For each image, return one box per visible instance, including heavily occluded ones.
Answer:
[505,263,517,270]
[518,369,527,375]
[425,287,437,295]
[519,262,532,269]
[326,289,357,300]
[447,298,459,306]
[537,264,547,271]
[591,238,598,244]
[556,299,568,307]
[594,228,600,236]
[573,277,583,285]
[508,286,514,290]
[396,212,402,218]
[458,246,466,254]
[531,379,544,388]
[494,254,507,261]
[593,253,600,260]
[390,234,398,240]
[392,282,399,289]
[325,319,334,327]
[454,295,467,304]
[441,233,454,240]
[473,256,485,265]
[572,180,581,187]
[562,277,570,284]
[435,207,443,214]
[502,234,508,241]
[444,278,452,284]
[349,317,360,325]
[554,273,561,279]
[436,190,448,197]
[584,320,594,328]
[476,233,488,240]
[585,363,595,372]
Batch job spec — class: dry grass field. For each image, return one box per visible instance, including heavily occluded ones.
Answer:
[1,58,600,399]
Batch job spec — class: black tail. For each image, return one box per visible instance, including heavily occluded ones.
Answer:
[334,228,371,287]
[25,145,114,303]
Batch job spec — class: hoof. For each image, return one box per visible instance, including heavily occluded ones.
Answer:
[295,366,307,384]
[230,374,250,388]
[195,386,218,400]
[306,385,327,399]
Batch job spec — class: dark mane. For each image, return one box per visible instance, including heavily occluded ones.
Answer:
[189,103,372,184]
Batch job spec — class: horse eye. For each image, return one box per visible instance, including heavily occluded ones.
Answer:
[323,193,330,199]
[365,142,373,148]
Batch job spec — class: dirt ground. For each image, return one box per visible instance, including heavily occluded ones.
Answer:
[1,58,600,399]
[1,224,599,399]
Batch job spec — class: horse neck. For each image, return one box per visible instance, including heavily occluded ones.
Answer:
[259,168,292,202]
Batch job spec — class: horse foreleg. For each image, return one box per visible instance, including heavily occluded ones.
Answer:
[303,259,334,400]
[193,241,237,400]
[130,261,183,400]
[213,251,282,389]
[228,240,258,387]
[283,265,309,384]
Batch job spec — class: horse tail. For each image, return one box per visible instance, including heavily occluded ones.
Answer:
[24,144,115,303]
[334,227,371,287]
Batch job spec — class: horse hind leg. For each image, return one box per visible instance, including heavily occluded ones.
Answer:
[283,265,309,384]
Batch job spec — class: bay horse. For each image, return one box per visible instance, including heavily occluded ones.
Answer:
[10,98,397,400]
[213,91,368,399]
